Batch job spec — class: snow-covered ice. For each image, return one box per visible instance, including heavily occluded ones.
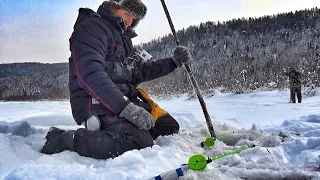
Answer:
[0,89,319,180]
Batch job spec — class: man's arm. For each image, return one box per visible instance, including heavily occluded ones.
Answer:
[135,46,192,82]
[136,58,178,82]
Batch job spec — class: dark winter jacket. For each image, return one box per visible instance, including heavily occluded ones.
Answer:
[285,68,301,88]
[68,4,178,125]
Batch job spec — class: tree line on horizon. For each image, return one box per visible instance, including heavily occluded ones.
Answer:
[138,7,320,96]
[0,8,319,100]
[0,63,69,100]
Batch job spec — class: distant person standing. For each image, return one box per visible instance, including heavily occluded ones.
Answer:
[285,68,302,103]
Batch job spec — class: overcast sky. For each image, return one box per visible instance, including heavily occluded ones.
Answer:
[1,0,320,64]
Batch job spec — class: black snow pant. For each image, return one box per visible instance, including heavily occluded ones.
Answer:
[290,86,302,103]
[41,114,179,159]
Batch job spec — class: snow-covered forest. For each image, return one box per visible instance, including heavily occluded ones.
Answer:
[0,63,68,100]
[140,8,320,95]
[1,8,320,100]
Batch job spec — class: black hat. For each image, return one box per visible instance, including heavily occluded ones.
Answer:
[119,0,147,20]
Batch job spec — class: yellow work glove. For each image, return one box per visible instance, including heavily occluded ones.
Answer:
[136,88,168,121]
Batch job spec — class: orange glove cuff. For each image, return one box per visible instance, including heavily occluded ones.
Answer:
[137,88,167,121]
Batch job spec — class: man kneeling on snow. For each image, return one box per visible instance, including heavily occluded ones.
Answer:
[41,0,192,159]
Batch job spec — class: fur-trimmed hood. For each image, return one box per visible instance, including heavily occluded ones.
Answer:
[101,0,146,29]
[102,0,147,20]
[97,4,138,38]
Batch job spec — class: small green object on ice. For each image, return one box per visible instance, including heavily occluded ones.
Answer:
[205,137,216,147]
[200,131,234,147]
[200,137,216,147]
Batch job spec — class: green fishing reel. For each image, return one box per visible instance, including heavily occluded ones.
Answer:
[200,131,235,148]
[189,144,256,170]
[200,137,216,147]
[188,154,210,170]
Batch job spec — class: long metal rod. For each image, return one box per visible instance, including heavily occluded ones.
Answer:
[159,0,216,137]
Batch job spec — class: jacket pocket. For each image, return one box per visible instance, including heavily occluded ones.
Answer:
[110,62,132,83]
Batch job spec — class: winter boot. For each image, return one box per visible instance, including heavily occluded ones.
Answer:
[41,127,75,154]
[44,127,65,141]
